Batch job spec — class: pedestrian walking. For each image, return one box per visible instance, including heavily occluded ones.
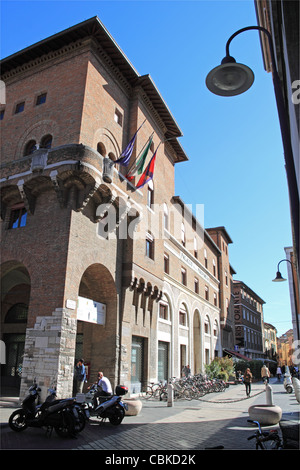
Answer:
[243,368,252,397]
[276,365,282,381]
[261,364,270,384]
[182,365,191,378]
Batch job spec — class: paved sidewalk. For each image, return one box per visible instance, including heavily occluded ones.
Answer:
[1,378,299,453]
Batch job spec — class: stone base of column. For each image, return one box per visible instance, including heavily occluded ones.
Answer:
[20,308,77,402]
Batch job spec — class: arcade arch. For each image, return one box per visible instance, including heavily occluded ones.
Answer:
[1,261,31,390]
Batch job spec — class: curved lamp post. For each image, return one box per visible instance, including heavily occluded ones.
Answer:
[273,259,299,343]
[272,259,292,282]
[206,26,299,270]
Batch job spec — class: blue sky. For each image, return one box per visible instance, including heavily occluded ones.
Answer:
[0,0,294,336]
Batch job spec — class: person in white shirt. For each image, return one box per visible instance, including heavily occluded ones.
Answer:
[97,371,112,396]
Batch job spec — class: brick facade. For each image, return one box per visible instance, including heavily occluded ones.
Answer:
[1,17,236,398]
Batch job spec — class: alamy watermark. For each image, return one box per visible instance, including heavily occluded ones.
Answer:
[96,201,205,251]
[291,80,300,105]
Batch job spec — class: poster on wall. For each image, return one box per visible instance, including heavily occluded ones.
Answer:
[77,296,106,325]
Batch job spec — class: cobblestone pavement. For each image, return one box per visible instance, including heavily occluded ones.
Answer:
[1,378,299,456]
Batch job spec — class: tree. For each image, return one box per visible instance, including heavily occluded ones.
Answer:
[205,357,235,382]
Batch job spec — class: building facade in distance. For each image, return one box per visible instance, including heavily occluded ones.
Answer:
[232,280,265,359]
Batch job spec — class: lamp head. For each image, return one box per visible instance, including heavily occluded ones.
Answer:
[272,271,287,282]
[206,56,255,96]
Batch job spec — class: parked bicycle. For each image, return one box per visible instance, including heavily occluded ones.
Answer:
[145,381,166,399]
[247,419,299,450]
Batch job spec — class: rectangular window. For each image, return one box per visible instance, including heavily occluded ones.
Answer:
[181,268,187,286]
[205,285,209,301]
[36,93,47,105]
[15,102,25,114]
[159,303,168,320]
[194,278,199,294]
[146,233,154,260]
[179,310,186,326]
[8,205,27,229]
[0,109,4,121]
[114,108,123,126]
[164,254,169,274]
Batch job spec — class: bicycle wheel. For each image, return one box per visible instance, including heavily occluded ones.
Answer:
[145,386,154,399]
[183,388,193,401]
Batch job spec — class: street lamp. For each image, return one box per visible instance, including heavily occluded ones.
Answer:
[206,26,299,269]
[272,258,299,343]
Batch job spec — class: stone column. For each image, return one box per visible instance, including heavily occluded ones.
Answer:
[20,307,77,401]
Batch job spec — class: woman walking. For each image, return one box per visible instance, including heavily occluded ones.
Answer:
[243,368,253,397]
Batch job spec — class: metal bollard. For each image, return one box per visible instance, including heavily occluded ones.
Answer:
[167,383,174,407]
[265,383,274,405]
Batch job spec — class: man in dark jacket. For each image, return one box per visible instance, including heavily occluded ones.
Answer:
[74,359,87,393]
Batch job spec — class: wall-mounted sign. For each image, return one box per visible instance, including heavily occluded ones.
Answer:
[77,296,106,325]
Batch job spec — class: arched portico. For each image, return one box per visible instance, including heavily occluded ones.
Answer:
[76,263,118,388]
[0,261,31,392]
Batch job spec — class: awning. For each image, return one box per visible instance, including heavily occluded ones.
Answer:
[223,349,251,361]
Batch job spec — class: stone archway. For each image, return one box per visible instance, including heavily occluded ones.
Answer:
[76,263,118,387]
[0,261,31,391]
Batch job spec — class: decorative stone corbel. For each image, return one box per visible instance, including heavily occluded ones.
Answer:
[17,179,36,214]
[50,170,67,208]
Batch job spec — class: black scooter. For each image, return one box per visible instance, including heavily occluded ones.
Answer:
[84,384,128,425]
[9,381,80,437]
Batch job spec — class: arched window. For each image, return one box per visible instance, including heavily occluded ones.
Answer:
[97,142,106,156]
[40,134,52,149]
[24,140,36,156]
[5,303,28,323]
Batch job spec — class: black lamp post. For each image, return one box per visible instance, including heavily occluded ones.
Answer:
[273,259,299,343]
[206,26,299,270]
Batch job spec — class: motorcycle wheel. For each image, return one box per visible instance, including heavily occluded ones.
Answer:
[75,409,86,432]
[54,411,76,438]
[9,409,28,432]
[286,385,293,394]
[108,406,125,425]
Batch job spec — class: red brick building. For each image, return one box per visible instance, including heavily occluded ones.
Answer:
[1,17,235,398]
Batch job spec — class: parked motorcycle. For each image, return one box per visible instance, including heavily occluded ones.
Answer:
[9,381,81,437]
[83,384,128,425]
[39,386,88,433]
